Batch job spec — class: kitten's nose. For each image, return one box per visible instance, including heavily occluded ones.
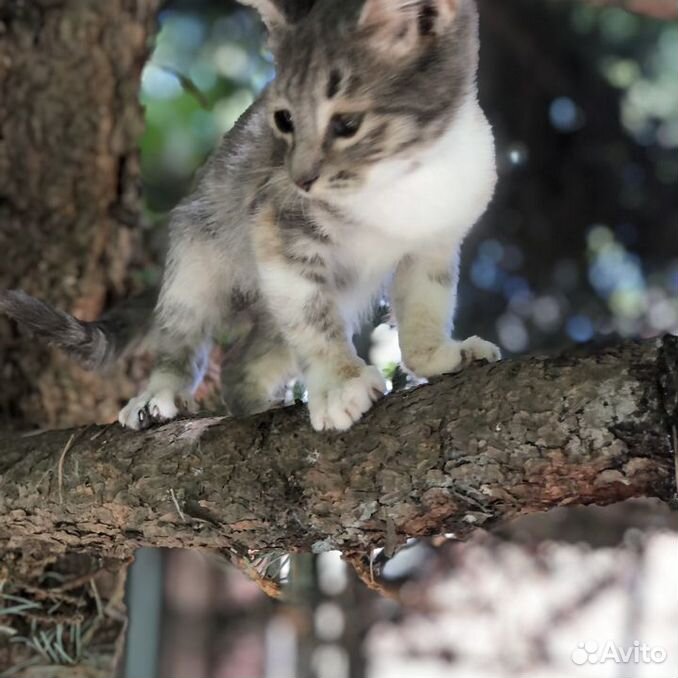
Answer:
[295,173,319,193]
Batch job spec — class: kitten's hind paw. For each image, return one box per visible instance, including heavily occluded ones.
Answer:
[118,389,195,430]
[308,365,386,432]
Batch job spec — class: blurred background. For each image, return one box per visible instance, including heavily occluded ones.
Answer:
[118,1,677,676]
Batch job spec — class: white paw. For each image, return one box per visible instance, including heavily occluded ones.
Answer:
[308,365,386,432]
[118,389,192,430]
[459,335,502,364]
[405,336,501,378]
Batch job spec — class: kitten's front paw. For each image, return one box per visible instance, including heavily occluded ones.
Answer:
[459,335,502,365]
[308,365,386,432]
[118,389,194,431]
[405,336,501,378]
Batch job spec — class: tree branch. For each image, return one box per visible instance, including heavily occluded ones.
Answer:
[1,337,676,562]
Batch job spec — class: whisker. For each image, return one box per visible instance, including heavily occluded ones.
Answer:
[256,174,289,198]
[276,185,298,224]
[240,166,285,180]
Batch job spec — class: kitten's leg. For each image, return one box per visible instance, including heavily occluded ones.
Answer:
[257,255,385,432]
[118,237,220,430]
[220,313,298,417]
[392,245,501,378]
[118,338,209,430]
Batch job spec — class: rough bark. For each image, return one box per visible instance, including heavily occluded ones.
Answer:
[0,0,158,431]
[1,336,675,563]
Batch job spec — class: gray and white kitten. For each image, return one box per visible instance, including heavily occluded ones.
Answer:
[1,0,501,431]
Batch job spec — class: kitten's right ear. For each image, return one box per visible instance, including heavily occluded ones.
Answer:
[238,0,288,34]
[359,0,459,58]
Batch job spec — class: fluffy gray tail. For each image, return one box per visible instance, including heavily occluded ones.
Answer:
[0,289,156,370]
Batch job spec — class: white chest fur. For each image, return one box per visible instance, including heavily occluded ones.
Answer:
[340,97,497,247]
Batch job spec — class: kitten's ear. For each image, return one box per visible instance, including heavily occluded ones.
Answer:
[358,0,459,58]
[238,0,288,33]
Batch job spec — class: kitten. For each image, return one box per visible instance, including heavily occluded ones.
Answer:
[0,0,501,432]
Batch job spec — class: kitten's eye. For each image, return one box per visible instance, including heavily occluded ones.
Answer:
[274,109,294,134]
[330,113,364,139]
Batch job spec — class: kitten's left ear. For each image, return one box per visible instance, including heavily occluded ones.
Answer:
[238,0,288,33]
[359,0,459,58]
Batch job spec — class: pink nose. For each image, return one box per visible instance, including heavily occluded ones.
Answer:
[295,174,319,192]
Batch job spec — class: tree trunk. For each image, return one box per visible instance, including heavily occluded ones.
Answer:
[0,2,158,673]
[0,0,158,432]
[2,337,675,561]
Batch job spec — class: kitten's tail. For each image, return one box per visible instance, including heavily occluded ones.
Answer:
[0,289,157,370]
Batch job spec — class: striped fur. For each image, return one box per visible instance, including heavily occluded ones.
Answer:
[0,289,155,369]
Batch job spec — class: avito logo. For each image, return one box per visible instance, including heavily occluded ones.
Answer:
[571,640,667,666]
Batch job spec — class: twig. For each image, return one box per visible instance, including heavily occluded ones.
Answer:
[343,552,399,600]
[56,434,76,505]
[90,424,113,441]
[169,488,186,522]
[90,580,104,619]
[18,585,82,607]
[156,64,211,109]
[231,555,284,600]
[19,612,83,627]
[50,568,106,594]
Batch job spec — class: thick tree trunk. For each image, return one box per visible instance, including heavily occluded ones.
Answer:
[2,336,675,562]
[0,2,158,673]
[0,0,158,431]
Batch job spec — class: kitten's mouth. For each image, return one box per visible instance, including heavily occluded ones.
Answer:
[292,184,319,199]
[286,171,365,200]
[293,182,356,200]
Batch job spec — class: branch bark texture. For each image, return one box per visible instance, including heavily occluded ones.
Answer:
[1,337,676,562]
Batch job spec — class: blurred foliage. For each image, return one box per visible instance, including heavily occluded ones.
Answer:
[140,2,273,213]
[139,0,677,358]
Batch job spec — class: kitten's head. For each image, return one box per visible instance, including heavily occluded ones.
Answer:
[241,0,479,197]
